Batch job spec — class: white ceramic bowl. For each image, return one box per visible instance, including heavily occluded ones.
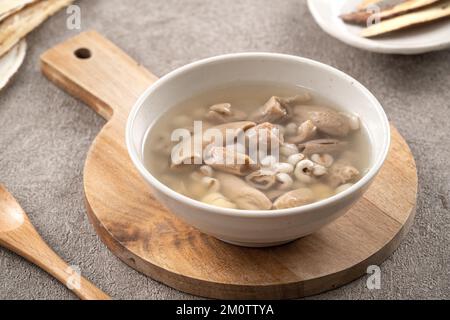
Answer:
[126,53,390,247]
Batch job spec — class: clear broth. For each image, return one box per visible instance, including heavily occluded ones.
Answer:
[143,82,371,210]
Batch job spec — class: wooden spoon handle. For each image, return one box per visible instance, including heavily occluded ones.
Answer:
[0,218,110,300]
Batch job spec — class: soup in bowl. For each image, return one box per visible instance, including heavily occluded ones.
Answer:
[126,53,390,247]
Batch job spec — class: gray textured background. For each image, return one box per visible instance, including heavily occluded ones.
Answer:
[0,0,449,300]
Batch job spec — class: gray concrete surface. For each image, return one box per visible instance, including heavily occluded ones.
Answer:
[0,0,449,300]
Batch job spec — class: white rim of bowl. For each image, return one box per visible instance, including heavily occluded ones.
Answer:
[126,52,391,218]
[307,0,450,54]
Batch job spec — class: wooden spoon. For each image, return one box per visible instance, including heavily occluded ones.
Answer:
[0,184,111,300]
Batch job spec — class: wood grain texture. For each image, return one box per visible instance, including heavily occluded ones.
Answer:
[0,185,110,300]
[40,31,417,299]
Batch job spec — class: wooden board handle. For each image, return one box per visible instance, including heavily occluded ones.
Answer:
[40,30,158,122]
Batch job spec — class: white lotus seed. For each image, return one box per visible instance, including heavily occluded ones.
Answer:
[199,165,214,177]
[261,155,278,167]
[287,153,305,166]
[294,159,315,183]
[272,162,294,174]
[280,143,299,157]
[311,153,334,168]
[313,164,327,176]
[276,173,294,190]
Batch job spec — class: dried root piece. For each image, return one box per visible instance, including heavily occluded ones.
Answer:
[361,0,450,37]
[358,0,384,10]
[0,40,26,91]
[0,0,74,57]
[0,0,38,22]
[377,0,442,19]
[341,0,441,26]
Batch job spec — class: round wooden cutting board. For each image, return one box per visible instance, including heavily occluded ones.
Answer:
[40,31,417,299]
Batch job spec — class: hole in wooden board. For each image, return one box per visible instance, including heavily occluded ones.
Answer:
[74,48,92,59]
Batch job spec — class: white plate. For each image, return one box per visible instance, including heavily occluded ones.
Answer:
[307,0,450,54]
